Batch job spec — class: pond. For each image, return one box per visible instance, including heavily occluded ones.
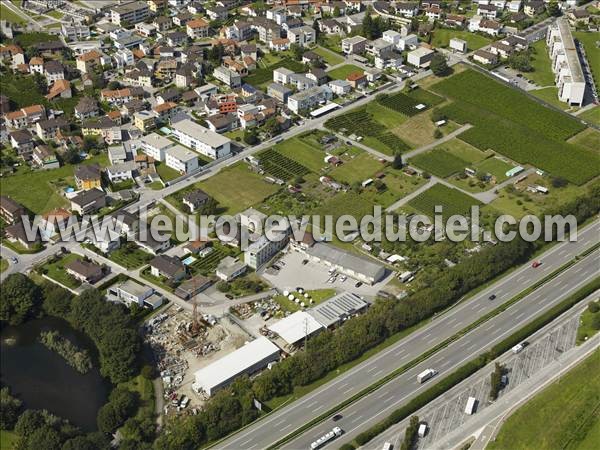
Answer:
[0,317,112,431]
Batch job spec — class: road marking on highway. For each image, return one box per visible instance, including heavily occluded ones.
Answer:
[423,332,432,340]
[373,369,384,378]
[515,312,526,321]
[274,419,286,427]
[240,438,253,446]
[337,382,349,390]
[446,317,457,326]
[343,387,354,395]
[351,415,363,424]
[367,365,379,373]
[313,404,325,413]
[346,410,357,418]
[281,424,292,431]
[306,400,318,409]
[395,348,406,357]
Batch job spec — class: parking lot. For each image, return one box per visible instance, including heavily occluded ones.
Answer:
[492,66,540,91]
[259,249,393,298]
[369,312,581,450]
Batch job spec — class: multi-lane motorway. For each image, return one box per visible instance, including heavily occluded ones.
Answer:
[218,221,599,449]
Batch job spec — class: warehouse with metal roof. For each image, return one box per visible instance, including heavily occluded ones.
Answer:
[308,292,369,328]
[192,337,280,397]
[267,311,324,347]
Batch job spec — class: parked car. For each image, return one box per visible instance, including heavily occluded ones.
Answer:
[355,281,363,288]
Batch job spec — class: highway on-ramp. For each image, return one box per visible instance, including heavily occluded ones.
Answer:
[216,221,599,449]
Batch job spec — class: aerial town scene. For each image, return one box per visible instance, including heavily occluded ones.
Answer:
[0,0,598,449]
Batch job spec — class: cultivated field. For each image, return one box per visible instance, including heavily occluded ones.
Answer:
[432,69,599,184]
[408,183,482,218]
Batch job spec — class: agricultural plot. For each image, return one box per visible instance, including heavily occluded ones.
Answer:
[410,149,470,178]
[244,58,305,88]
[312,192,376,222]
[188,246,227,276]
[377,92,428,116]
[273,136,326,173]
[408,183,482,218]
[329,153,385,185]
[432,69,599,185]
[405,88,445,107]
[258,149,311,180]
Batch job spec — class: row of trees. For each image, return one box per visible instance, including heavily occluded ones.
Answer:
[400,416,420,450]
[489,362,506,401]
[39,330,93,374]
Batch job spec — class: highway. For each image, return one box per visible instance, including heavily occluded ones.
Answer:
[284,248,600,449]
[217,221,599,449]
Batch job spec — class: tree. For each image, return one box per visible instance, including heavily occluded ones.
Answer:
[0,387,22,429]
[362,9,375,39]
[430,53,450,76]
[263,116,281,137]
[22,426,61,450]
[433,129,443,139]
[32,72,47,94]
[547,1,561,17]
[392,153,403,170]
[508,52,532,72]
[333,6,341,17]
[588,301,599,314]
[551,176,568,188]
[63,147,81,165]
[0,273,42,325]
[312,19,320,42]
[290,43,303,61]
[431,109,446,123]
[14,410,46,437]
[592,313,600,331]
[62,434,110,450]
[400,416,419,450]
[107,80,121,90]
[97,404,121,434]
[243,129,258,145]
[489,362,505,400]
[217,281,230,293]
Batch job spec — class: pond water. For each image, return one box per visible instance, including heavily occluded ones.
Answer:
[0,317,111,431]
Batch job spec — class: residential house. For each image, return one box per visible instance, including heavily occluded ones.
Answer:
[9,130,35,158]
[213,66,242,88]
[40,208,72,237]
[216,256,247,281]
[75,97,100,121]
[287,85,333,114]
[108,279,163,309]
[473,49,499,65]
[206,5,228,21]
[289,73,318,91]
[319,19,343,35]
[44,61,65,85]
[133,110,157,132]
[110,1,150,25]
[273,67,294,85]
[32,145,59,169]
[266,7,287,25]
[5,222,40,250]
[187,18,210,39]
[135,22,157,38]
[445,14,466,28]
[70,188,106,214]
[396,2,420,17]
[398,34,419,50]
[366,38,394,57]
[29,56,44,75]
[114,48,135,68]
[76,50,102,74]
[4,105,46,129]
[477,4,498,19]
[65,259,104,284]
[82,116,122,144]
[0,196,26,224]
[175,64,196,88]
[489,41,514,58]
[35,118,68,141]
[267,83,293,103]
[101,87,144,106]
[123,68,154,88]
[182,189,209,212]
[140,132,174,161]
[425,6,443,21]
[75,164,102,190]
[287,26,316,47]
[167,31,188,47]
[46,79,72,101]
[106,161,137,183]
[306,68,328,86]
[269,37,290,51]
[153,16,173,32]
[329,79,352,96]
[206,113,237,133]
[346,71,367,89]
[108,146,127,164]
[61,23,91,41]
[149,255,186,281]
[407,47,435,67]
[524,1,545,16]
[135,231,171,255]
[341,35,368,54]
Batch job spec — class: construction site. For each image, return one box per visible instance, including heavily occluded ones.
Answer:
[144,302,251,415]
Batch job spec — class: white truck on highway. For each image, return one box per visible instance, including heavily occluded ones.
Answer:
[310,427,343,449]
[417,368,437,383]
[464,396,477,415]
[418,423,428,437]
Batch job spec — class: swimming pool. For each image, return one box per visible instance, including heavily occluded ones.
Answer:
[182,256,197,265]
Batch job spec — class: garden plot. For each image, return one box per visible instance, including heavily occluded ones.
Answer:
[408,183,482,218]
[258,149,311,181]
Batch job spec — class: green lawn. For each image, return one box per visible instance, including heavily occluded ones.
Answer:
[313,46,344,66]
[488,349,600,450]
[0,258,8,273]
[312,191,377,222]
[244,58,305,89]
[438,138,488,163]
[430,28,491,51]
[14,32,56,47]
[329,152,385,184]
[119,374,154,420]
[578,106,600,126]
[274,136,326,173]
[0,3,25,23]
[523,40,556,87]
[530,86,570,110]
[410,148,470,178]
[327,64,363,80]
[576,301,600,344]
[474,157,514,182]
[107,243,153,269]
[155,162,181,182]
[0,72,48,108]
[574,32,600,87]
[0,430,18,450]
[40,253,83,289]
[193,162,279,214]
[46,10,63,19]
[0,154,109,214]
[567,128,600,151]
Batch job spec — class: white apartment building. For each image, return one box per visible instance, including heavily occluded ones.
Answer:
[111,1,150,25]
[140,133,174,161]
[171,119,232,159]
[546,18,586,106]
[287,26,316,47]
[213,66,242,88]
[341,35,368,54]
[245,233,289,270]
[165,145,199,174]
[287,86,333,114]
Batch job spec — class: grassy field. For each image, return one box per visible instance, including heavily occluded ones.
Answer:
[327,64,363,80]
[273,136,326,173]
[392,109,460,148]
[107,243,153,269]
[14,31,56,48]
[410,148,470,178]
[567,128,600,152]
[193,163,279,214]
[488,348,600,450]
[0,430,18,450]
[578,106,600,126]
[523,39,556,87]
[574,32,600,86]
[244,58,305,89]
[360,169,427,209]
[312,191,377,222]
[0,258,8,273]
[0,154,109,214]
[313,46,344,65]
[0,3,25,23]
[576,301,600,344]
[430,28,491,51]
[475,157,514,182]
[408,183,482,218]
[432,69,599,185]
[41,253,83,289]
[530,86,570,110]
[155,161,181,182]
[435,138,488,163]
[329,152,385,184]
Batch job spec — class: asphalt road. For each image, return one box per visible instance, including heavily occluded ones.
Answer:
[217,221,599,449]
[284,248,599,450]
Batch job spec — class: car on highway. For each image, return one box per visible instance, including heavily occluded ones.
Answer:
[531,260,542,268]
[489,294,497,301]
[11,257,18,264]
[332,414,342,422]
[383,442,392,450]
